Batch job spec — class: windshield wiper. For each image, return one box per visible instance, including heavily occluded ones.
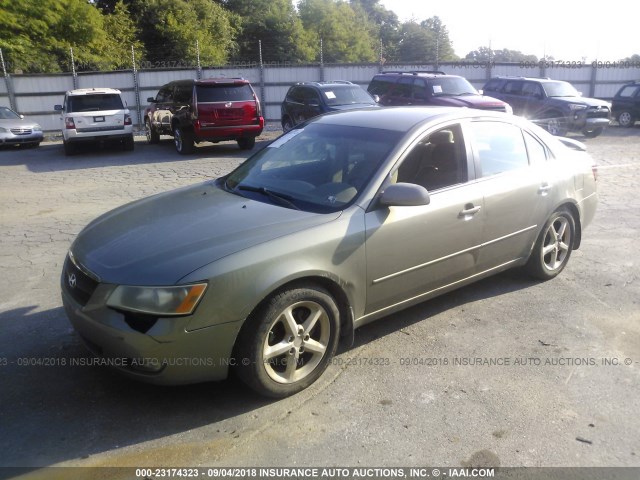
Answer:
[237,185,301,210]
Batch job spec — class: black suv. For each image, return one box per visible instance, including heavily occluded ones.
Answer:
[280,81,378,131]
[611,80,640,128]
[483,76,611,137]
[144,78,264,154]
[367,71,511,112]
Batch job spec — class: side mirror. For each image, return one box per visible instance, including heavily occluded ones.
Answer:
[147,97,156,103]
[19,114,24,119]
[54,105,63,112]
[373,94,380,103]
[378,183,431,207]
[478,89,484,95]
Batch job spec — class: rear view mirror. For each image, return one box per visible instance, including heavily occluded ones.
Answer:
[147,97,155,103]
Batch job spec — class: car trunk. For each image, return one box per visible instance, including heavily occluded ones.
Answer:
[195,83,259,127]
[68,94,126,133]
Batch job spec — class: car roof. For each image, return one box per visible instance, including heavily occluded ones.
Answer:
[489,76,564,84]
[374,71,462,80]
[66,88,122,95]
[309,106,511,132]
[293,81,356,89]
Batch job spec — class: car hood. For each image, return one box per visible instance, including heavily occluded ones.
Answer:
[431,95,506,109]
[71,182,340,285]
[0,118,40,129]
[551,96,610,107]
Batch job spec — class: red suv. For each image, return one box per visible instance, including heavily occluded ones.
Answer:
[144,78,264,154]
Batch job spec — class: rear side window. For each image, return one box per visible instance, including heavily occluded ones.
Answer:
[67,94,123,112]
[617,85,640,98]
[196,84,255,102]
[470,121,529,177]
[367,77,396,96]
[483,79,503,92]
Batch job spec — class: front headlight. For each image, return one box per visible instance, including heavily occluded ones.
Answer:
[107,283,208,316]
[33,124,42,131]
[0,127,7,132]
[568,104,588,111]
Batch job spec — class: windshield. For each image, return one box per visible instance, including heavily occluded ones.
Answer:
[321,85,376,106]
[429,77,478,96]
[67,94,123,112]
[0,107,21,120]
[543,81,580,97]
[224,123,402,213]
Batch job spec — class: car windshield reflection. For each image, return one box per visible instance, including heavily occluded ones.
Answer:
[225,123,402,213]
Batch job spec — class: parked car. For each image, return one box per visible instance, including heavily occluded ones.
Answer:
[367,71,512,113]
[54,88,134,155]
[280,81,378,131]
[611,80,640,128]
[482,76,611,137]
[144,78,264,154]
[62,107,597,398]
[0,106,43,148]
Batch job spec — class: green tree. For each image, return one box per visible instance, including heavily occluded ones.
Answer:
[465,47,537,62]
[225,0,315,63]
[350,0,400,62]
[100,1,145,69]
[136,0,239,66]
[298,0,377,63]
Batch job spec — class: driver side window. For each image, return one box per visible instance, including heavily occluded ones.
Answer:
[395,124,467,191]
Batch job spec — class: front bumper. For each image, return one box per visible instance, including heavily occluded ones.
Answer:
[569,109,610,131]
[0,130,43,145]
[61,283,242,385]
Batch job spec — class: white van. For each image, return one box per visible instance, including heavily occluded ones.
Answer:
[55,88,134,155]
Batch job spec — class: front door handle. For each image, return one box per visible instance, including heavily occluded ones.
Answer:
[459,204,482,218]
[539,183,552,195]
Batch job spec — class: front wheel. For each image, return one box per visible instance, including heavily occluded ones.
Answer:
[63,140,76,156]
[582,127,603,138]
[525,210,575,280]
[282,117,294,133]
[618,111,635,128]
[545,115,567,136]
[145,118,160,144]
[234,285,340,398]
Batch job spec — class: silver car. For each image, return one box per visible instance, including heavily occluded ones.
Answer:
[0,106,43,147]
[61,107,598,397]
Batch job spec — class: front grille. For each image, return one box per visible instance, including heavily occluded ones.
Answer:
[11,128,32,135]
[481,106,508,112]
[63,255,99,306]
[76,125,125,133]
[586,106,610,119]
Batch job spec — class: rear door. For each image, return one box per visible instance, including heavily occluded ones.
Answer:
[67,93,126,134]
[195,81,258,127]
[149,85,174,134]
[467,120,554,270]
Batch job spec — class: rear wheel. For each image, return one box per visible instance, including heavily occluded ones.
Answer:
[237,136,256,150]
[122,135,135,151]
[525,209,575,280]
[174,126,194,154]
[145,118,160,144]
[234,285,340,398]
[618,111,635,128]
[282,117,294,133]
[63,140,76,156]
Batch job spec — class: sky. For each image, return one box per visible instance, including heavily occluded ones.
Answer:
[379,0,637,61]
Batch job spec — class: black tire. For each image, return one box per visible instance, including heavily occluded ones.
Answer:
[234,285,340,398]
[545,113,568,136]
[282,117,294,132]
[174,126,194,154]
[63,140,76,156]
[617,111,635,128]
[237,136,256,150]
[145,118,160,144]
[581,127,603,138]
[122,135,135,151]
[525,209,576,280]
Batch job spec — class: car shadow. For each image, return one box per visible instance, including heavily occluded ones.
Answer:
[0,136,275,174]
[0,269,535,471]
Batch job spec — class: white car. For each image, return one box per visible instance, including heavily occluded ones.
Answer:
[55,88,134,155]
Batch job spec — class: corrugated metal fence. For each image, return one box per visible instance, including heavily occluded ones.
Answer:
[1,62,639,132]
